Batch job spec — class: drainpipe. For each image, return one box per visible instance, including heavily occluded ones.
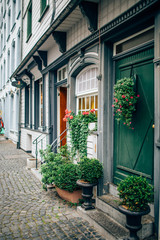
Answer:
[17,88,21,149]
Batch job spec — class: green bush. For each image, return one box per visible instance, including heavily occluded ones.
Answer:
[117,175,154,211]
[54,163,80,192]
[78,157,103,183]
[40,145,72,185]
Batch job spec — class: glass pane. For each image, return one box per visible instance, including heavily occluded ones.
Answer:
[79,98,81,110]
[86,97,89,109]
[82,97,85,110]
[63,68,66,79]
[95,95,98,109]
[58,71,61,81]
[91,96,94,109]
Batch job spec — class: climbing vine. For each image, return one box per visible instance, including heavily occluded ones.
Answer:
[63,109,97,158]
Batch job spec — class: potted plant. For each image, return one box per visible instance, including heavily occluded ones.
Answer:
[54,162,83,203]
[112,77,140,129]
[117,175,154,240]
[76,157,103,210]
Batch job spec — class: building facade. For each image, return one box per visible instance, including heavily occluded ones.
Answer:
[0,0,21,143]
[2,0,160,237]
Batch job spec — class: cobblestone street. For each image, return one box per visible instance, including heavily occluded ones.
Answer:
[0,137,105,240]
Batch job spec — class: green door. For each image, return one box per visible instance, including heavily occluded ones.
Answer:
[114,48,154,185]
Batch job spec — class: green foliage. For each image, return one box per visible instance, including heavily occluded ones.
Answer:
[78,157,103,183]
[117,175,154,211]
[113,77,139,128]
[54,163,80,192]
[63,109,97,158]
[40,145,72,185]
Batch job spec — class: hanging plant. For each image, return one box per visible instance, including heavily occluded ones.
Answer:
[112,77,140,129]
[63,109,97,158]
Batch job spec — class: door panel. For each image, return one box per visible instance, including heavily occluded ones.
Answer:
[60,87,67,146]
[114,48,154,184]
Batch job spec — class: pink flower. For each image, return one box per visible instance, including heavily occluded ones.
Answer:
[130,122,131,124]
[115,98,118,103]
[112,105,114,107]
[122,95,125,98]
[130,96,133,99]
[137,94,140,98]
[123,122,126,125]
[65,114,70,118]
[117,109,121,112]
[132,128,134,130]
[65,109,68,114]
[129,103,132,106]
[82,112,89,115]
[63,118,67,122]
[70,115,73,119]
[90,109,95,113]
[126,99,128,101]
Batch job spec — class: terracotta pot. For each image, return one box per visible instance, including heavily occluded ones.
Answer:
[56,187,82,203]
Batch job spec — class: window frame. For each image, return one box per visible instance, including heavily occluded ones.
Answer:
[26,1,32,42]
[39,0,49,22]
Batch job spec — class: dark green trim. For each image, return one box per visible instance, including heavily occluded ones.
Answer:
[26,33,32,43]
[52,31,66,53]
[55,79,67,87]
[37,51,47,67]
[25,86,29,127]
[42,75,46,128]
[39,5,49,22]
[33,56,42,71]
[30,78,32,128]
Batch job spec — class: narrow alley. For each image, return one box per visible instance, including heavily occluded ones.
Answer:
[0,137,105,240]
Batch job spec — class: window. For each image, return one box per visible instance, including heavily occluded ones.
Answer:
[11,0,16,30]
[4,23,6,47]
[27,1,32,41]
[40,0,47,15]
[3,59,6,86]
[57,66,67,81]
[7,8,11,38]
[76,67,98,116]
[10,95,14,130]
[11,39,15,73]
[16,28,21,67]
[7,49,10,80]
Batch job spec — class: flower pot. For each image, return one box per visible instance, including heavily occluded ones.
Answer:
[47,183,55,189]
[76,180,97,210]
[118,205,150,240]
[56,187,82,203]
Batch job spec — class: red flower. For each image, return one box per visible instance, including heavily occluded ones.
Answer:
[82,112,89,115]
[129,103,132,106]
[130,96,133,99]
[112,105,114,107]
[90,109,95,113]
[137,94,140,98]
[115,98,118,102]
[70,115,73,119]
[126,99,128,101]
[65,109,68,114]
[63,118,67,122]
[122,95,125,98]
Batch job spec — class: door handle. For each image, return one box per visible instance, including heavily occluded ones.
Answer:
[152,124,155,129]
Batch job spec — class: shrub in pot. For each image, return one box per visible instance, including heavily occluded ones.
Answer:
[54,163,82,203]
[77,157,103,210]
[40,145,72,188]
[117,175,154,240]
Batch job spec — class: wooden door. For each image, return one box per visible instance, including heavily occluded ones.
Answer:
[114,48,154,185]
[60,87,67,146]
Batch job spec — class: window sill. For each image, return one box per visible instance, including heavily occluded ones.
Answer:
[38,5,49,22]
[26,33,32,43]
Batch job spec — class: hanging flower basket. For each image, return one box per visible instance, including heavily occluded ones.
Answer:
[112,77,140,129]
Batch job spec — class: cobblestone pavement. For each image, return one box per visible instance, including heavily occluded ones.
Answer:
[0,137,106,240]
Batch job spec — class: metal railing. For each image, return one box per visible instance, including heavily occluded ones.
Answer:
[51,128,68,152]
[33,133,49,169]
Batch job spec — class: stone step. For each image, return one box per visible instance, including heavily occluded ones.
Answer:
[96,194,154,239]
[77,206,129,240]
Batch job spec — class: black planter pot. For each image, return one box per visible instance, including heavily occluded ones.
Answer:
[76,180,97,210]
[118,205,150,240]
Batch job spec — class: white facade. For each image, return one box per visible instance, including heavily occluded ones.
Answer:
[0,0,21,143]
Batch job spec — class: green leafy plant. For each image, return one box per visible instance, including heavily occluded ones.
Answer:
[117,175,154,211]
[40,145,72,186]
[54,163,80,192]
[113,77,139,128]
[78,157,103,183]
[63,109,97,158]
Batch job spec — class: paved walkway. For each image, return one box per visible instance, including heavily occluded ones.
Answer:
[0,136,105,240]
